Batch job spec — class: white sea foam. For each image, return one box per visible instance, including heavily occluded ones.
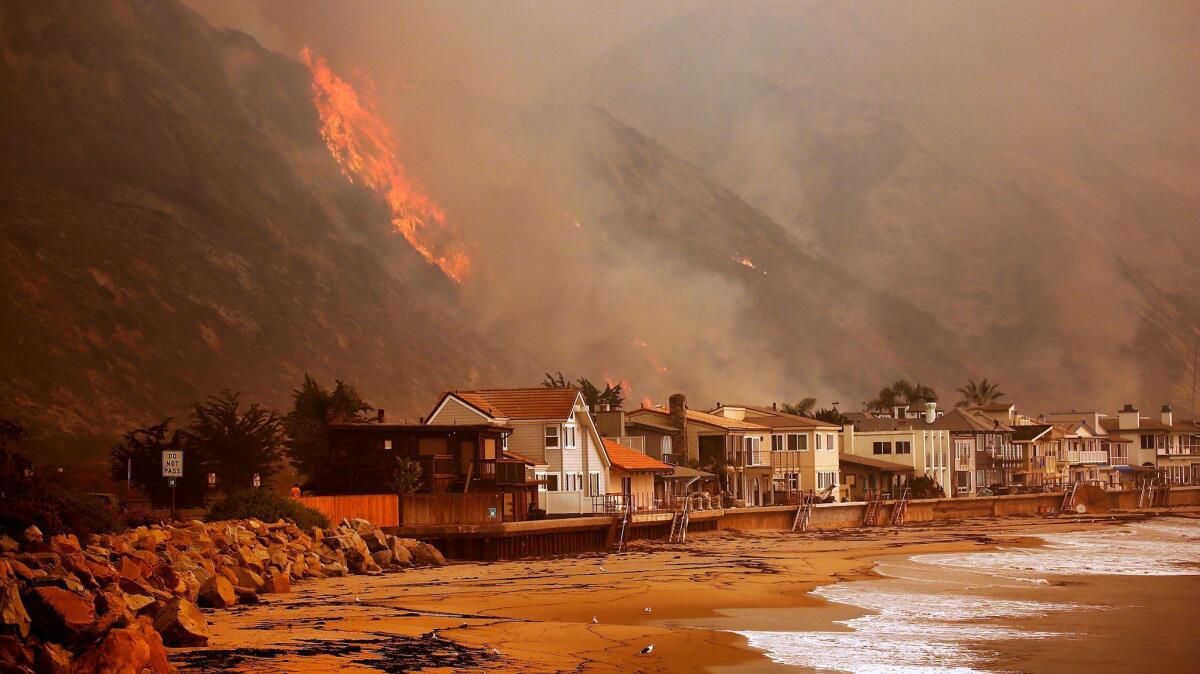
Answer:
[738,519,1200,673]
[917,518,1200,578]
[739,583,1076,673]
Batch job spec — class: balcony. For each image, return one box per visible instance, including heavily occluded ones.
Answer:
[726,449,769,467]
[475,458,527,485]
[417,454,456,477]
[1067,450,1108,465]
[615,436,646,452]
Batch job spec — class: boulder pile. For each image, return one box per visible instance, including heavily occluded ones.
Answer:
[0,517,446,672]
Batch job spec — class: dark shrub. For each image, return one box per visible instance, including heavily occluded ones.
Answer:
[205,488,329,530]
[0,479,123,541]
[122,506,165,529]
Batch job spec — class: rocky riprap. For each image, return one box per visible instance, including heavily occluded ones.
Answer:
[0,517,446,672]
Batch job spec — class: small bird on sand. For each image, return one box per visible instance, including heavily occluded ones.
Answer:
[492,647,502,656]
[643,607,652,613]
[354,595,361,603]
[591,616,598,624]
[639,644,655,655]
[599,566,607,573]
[460,622,469,628]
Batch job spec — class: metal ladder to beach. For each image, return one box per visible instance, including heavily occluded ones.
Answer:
[669,497,691,543]
[1060,482,1079,514]
[792,492,814,532]
[890,487,911,526]
[615,507,631,552]
[861,491,882,527]
[1138,478,1156,509]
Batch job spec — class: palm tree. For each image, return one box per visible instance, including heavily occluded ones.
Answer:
[956,378,1004,408]
[781,397,817,417]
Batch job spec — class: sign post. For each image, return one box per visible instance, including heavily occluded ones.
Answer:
[252,473,261,489]
[162,450,183,521]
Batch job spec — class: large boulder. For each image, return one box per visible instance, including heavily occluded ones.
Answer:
[371,549,393,568]
[0,561,30,638]
[74,619,171,674]
[198,575,237,608]
[233,567,265,592]
[24,586,96,642]
[262,572,290,594]
[387,536,413,566]
[35,642,72,674]
[152,597,209,647]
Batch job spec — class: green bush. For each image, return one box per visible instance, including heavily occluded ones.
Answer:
[205,488,329,530]
[0,479,123,541]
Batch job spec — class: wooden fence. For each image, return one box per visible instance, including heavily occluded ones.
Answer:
[295,494,399,528]
[401,493,504,526]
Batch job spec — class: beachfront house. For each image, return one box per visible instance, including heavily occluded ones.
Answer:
[323,422,540,523]
[1010,424,1065,489]
[625,395,775,506]
[937,407,1016,495]
[596,438,675,512]
[709,404,842,503]
[594,405,719,507]
[425,387,612,515]
[1042,412,1121,486]
[1101,404,1200,485]
[839,402,953,499]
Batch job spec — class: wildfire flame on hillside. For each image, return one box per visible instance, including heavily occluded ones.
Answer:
[733,254,756,269]
[633,339,668,374]
[300,48,470,283]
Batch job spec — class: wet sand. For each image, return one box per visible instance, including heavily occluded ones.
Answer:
[177,511,1197,673]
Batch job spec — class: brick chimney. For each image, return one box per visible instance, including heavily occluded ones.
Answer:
[668,393,690,461]
[377,409,385,423]
[1161,403,1173,427]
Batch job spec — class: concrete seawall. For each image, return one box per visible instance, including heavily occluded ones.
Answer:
[390,486,1200,561]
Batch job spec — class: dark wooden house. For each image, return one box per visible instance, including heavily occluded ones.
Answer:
[323,423,539,521]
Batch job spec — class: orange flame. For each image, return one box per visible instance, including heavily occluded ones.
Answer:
[300,48,470,283]
[732,253,756,269]
[633,339,668,374]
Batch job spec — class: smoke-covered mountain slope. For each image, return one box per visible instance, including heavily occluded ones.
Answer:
[0,0,514,461]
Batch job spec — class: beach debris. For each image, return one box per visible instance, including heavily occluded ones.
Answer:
[639,644,655,655]
[643,607,652,613]
[591,616,598,624]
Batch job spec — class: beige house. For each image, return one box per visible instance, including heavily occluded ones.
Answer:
[1039,416,1115,485]
[425,387,611,515]
[840,410,952,499]
[1101,404,1200,485]
[709,404,842,503]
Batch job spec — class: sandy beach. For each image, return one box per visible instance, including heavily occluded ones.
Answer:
[176,510,1200,673]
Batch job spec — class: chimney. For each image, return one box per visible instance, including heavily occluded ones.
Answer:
[599,402,610,412]
[924,401,936,424]
[842,423,855,455]
[377,409,385,423]
[772,402,777,411]
[594,408,626,438]
[668,393,689,461]
[1118,404,1140,430]
[1161,403,1173,427]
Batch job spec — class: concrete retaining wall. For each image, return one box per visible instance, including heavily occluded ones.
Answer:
[406,486,1200,560]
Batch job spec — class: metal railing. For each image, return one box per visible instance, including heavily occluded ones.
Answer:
[475,459,527,485]
[615,436,646,452]
[590,493,667,514]
[417,454,457,477]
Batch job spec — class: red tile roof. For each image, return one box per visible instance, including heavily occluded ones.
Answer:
[603,439,673,473]
[439,387,581,421]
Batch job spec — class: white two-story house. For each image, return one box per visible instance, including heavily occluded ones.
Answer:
[425,387,611,514]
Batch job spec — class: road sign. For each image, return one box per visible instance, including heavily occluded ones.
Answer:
[252,473,261,488]
[162,450,183,477]
[207,472,216,487]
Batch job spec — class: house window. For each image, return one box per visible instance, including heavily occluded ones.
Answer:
[536,472,559,492]
[383,439,393,450]
[1140,434,1154,450]
[661,436,672,457]
[545,425,560,449]
[895,441,912,455]
[817,471,837,489]
[786,472,800,490]
[816,434,823,451]
[743,436,763,464]
[873,441,892,455]
[826,433,836,451]
[501,434,508,450]
[589,472,601,494]
[772,434,784,452]
[562,423,577,449]
[788,433,807,451]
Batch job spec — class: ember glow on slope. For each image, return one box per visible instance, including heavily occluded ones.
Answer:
[300,48,470,283]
